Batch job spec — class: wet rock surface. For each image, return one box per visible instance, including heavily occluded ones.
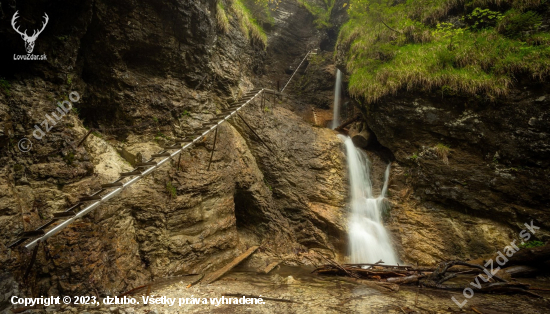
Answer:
[0,97,346,298]
[25,266,550,314]
[1,0,549,310]
[363,80,550,265]
[0,0,346,301]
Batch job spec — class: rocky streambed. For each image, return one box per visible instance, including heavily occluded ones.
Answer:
[46,265,550,314]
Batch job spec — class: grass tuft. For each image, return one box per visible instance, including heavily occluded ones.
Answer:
[434,143,451,165]
[297,0,336,29]
[232,0,268,47]
[217,2,230,33]
[166,181,177,199]
[338,0,550,104]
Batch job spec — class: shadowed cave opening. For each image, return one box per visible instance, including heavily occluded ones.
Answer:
[233,188,269,236]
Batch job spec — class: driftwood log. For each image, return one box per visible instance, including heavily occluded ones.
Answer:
[419,260,541,297]
[502,265,539,278]
[313,259,544,298]
[203,246,259,284]
[313,263,430,284]
[387,274,427,284]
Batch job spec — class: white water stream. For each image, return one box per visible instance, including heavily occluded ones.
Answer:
[331,69,342,129]
[340,135,399,264]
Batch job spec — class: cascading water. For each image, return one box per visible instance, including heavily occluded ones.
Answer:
[339,135,399,264]
[331,69,343,129]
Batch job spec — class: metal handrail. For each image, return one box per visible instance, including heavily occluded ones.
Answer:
[280,51,311,93]
[19,89,266,250]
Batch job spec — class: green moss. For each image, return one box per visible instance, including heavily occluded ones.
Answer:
[519,240,544,249]
[231,0,268,47]
[92,131,103,138]
[264,178,272,191]
[63,152,75,165]
[155,132,168,142]
[0,78,10,96]
[338,0,550,104]
[72,106,80,115]
[243,0,277,25]
[297,0,336,29]
[308,53,326,65]
[181,110,191,118]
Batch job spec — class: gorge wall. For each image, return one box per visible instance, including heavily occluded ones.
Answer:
[1,0,549,307]
[363,80,550,265]
[332,0,550,265]
[0,0,347,302]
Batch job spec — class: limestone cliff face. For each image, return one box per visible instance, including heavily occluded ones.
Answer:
[365,79,550,265]
[0,0,346,299]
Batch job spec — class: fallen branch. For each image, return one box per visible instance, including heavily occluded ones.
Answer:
[387,274,426,285]
[203,246,259,284]
[314,263,425,281]
[471,307,483,314]
[264,261,280,274]
[425,260,507,284]
[316,259,544,299]
[419,260,543,297]
[503,265,539,278]
[344,263,435,272]
[314,251,359,279]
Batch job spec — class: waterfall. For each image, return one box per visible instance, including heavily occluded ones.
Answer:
[331,69,342,129]
[339,135,399,264]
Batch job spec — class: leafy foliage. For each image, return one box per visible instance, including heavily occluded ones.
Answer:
[498,9,542,38]
[337,0,550,104]
[461,8,503,30]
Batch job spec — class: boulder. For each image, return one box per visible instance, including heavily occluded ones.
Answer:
[348,122,372,148]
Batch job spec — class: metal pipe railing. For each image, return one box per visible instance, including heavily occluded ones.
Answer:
[280,51,311,93]
[22,89,265,250]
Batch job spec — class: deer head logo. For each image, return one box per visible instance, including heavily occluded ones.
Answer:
[11,11,49,54]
